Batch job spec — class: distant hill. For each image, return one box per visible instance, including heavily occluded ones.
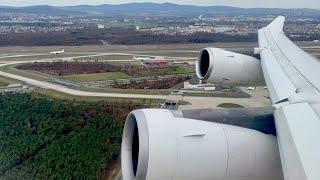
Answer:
[0,5,80,15]
[0,3,320,16]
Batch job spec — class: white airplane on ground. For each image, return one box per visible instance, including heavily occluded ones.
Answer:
[121,16,320,180]
[133,56,151,61]
[49,49,64,54]
[247,86,256,90]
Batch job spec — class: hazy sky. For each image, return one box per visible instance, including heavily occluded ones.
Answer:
[0,0,319,9]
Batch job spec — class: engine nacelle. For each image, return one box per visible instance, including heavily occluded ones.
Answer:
[121,109,283,180]
[196,48,264,85]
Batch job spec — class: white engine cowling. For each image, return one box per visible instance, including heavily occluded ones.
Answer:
[196,48,264,85]
[121,109,283,180]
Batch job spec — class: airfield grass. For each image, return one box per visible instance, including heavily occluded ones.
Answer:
[137,51,198,58]
[0,82,7,87]
[217,103,244,108]
[0,54,92,62]
[33,89,163,105]
[79,87,171,95]
[0,76,18,87]
[0,42,259,54]
[63,72,130,82]
[73,54,133,61]
[167,66,195,74]
[170,81,184,90]
[63,66,195,83]
[0,64,48,81]
[183,92,247,98]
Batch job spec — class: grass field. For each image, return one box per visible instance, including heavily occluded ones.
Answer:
[217,103,244,108]
[183,92,248,98]
[0,75,19,87]
[0,54,93,62]
[33,89,163,105]
[0,82,7,87]
[0,64,49,81]
[63,72,130,82]
[0,42,260,54]
[168,66,195,74]
[62,66,194,83]
[79,87,171,95]
[137,51,198,58]
[73,54,133,61]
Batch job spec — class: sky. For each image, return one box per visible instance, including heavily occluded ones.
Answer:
[0,0,319,9]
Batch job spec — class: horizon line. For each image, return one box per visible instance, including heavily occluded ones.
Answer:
[0,2,319,10]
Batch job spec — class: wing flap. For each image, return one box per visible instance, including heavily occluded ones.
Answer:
[258,30,296,103]
[275,103,320,180]
[273,31,320,91]
[260,16,320,180]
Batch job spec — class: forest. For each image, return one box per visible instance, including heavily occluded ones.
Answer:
[0,93,151,179]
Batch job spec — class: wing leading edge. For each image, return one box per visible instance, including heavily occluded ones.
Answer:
[259,16,320,180]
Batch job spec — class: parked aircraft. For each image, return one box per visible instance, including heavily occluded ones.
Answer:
[49,49,64,54]
[121,16,320,180]
[133,56,150,61]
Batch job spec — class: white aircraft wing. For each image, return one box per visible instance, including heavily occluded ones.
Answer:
[259,16,320,180]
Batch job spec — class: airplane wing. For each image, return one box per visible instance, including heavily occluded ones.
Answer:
[259,16,320,180]
[120,16,320,180]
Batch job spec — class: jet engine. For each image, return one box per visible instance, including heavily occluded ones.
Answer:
[196,48,264,85]
[121,108,283,180]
